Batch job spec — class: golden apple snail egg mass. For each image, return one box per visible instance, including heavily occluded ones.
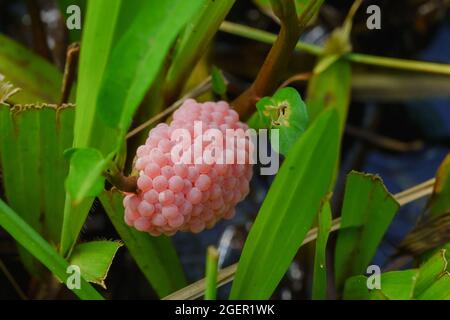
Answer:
[123,99,253,236]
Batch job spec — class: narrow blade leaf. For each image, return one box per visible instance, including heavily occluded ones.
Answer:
[230,109,340,299]
[334,171,400,290]
[0,199,103,300]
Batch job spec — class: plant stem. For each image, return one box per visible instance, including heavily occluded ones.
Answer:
[219,21,450,76]
[232,0,304,119]
[204,246,219,300]
[60,43,80,105]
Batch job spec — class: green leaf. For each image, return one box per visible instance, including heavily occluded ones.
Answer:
[230,109,340,299]
[73,0,122,152]
[164,0,235,99]
[0,199,103,300]
[0,35,63,104]
[0,103,74,276]
[211,66,228,96]
[65,148,111,204]
[334,172,400,290]
[427,154,450,217]
[417,274,450,300]
[256,87,309,155]
[60,0,123,258]
[342,275,372,300]
[205,246,219,300]
[414,249,449,297]
[343,270,419,300]
[306,59,351,134]
[99,190,187,297]
[312,201,332,300]
[97,0,204,134]
[69,240,122,289]
[61,148,114,257]
[246,111,266,130]
[377,270,419,300]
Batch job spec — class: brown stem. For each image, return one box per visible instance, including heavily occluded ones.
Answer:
[232,0,303,120]
[105,172,138,193]
[60,43,80,105]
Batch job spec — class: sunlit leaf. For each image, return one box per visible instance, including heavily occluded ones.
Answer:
[414,249,449,297]
[69,240,123,289]
[306,59,351,134]
[334,171,400,290]
[312,201,332,300]
[230,109,339,299]
[0,103,74,275]
[417,274,450,300]
[344,270,418,300]
[65,148,111,204]
[164,0,235,100]
[0,199,103,300]
[97,0,204,134]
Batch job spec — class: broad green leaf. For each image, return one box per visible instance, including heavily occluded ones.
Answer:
[73,0,122,152]
[211,66,228,97]
[0,103,74,276]
[0,34,62,104]
[417,274,450,300]
[334,172,399,290]
[164,0,235,100]
[61,147,113,257]
[0,199,103,300]
[230,109,340,299]
[427,153,450,217]
[97,0,204,134]
[65,148,111,204]
[99,190,187,297]
[256,87,309,155]
[312,201,332,300]
[342,275,372,300]
[60,0,123,258]
[343,270,419,300]
[377,270,419,300]
[69,240,122,288]
[306,59,351,134]
[414,249,449,297]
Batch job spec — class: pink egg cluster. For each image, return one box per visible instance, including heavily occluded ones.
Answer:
[123,99,253,236]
